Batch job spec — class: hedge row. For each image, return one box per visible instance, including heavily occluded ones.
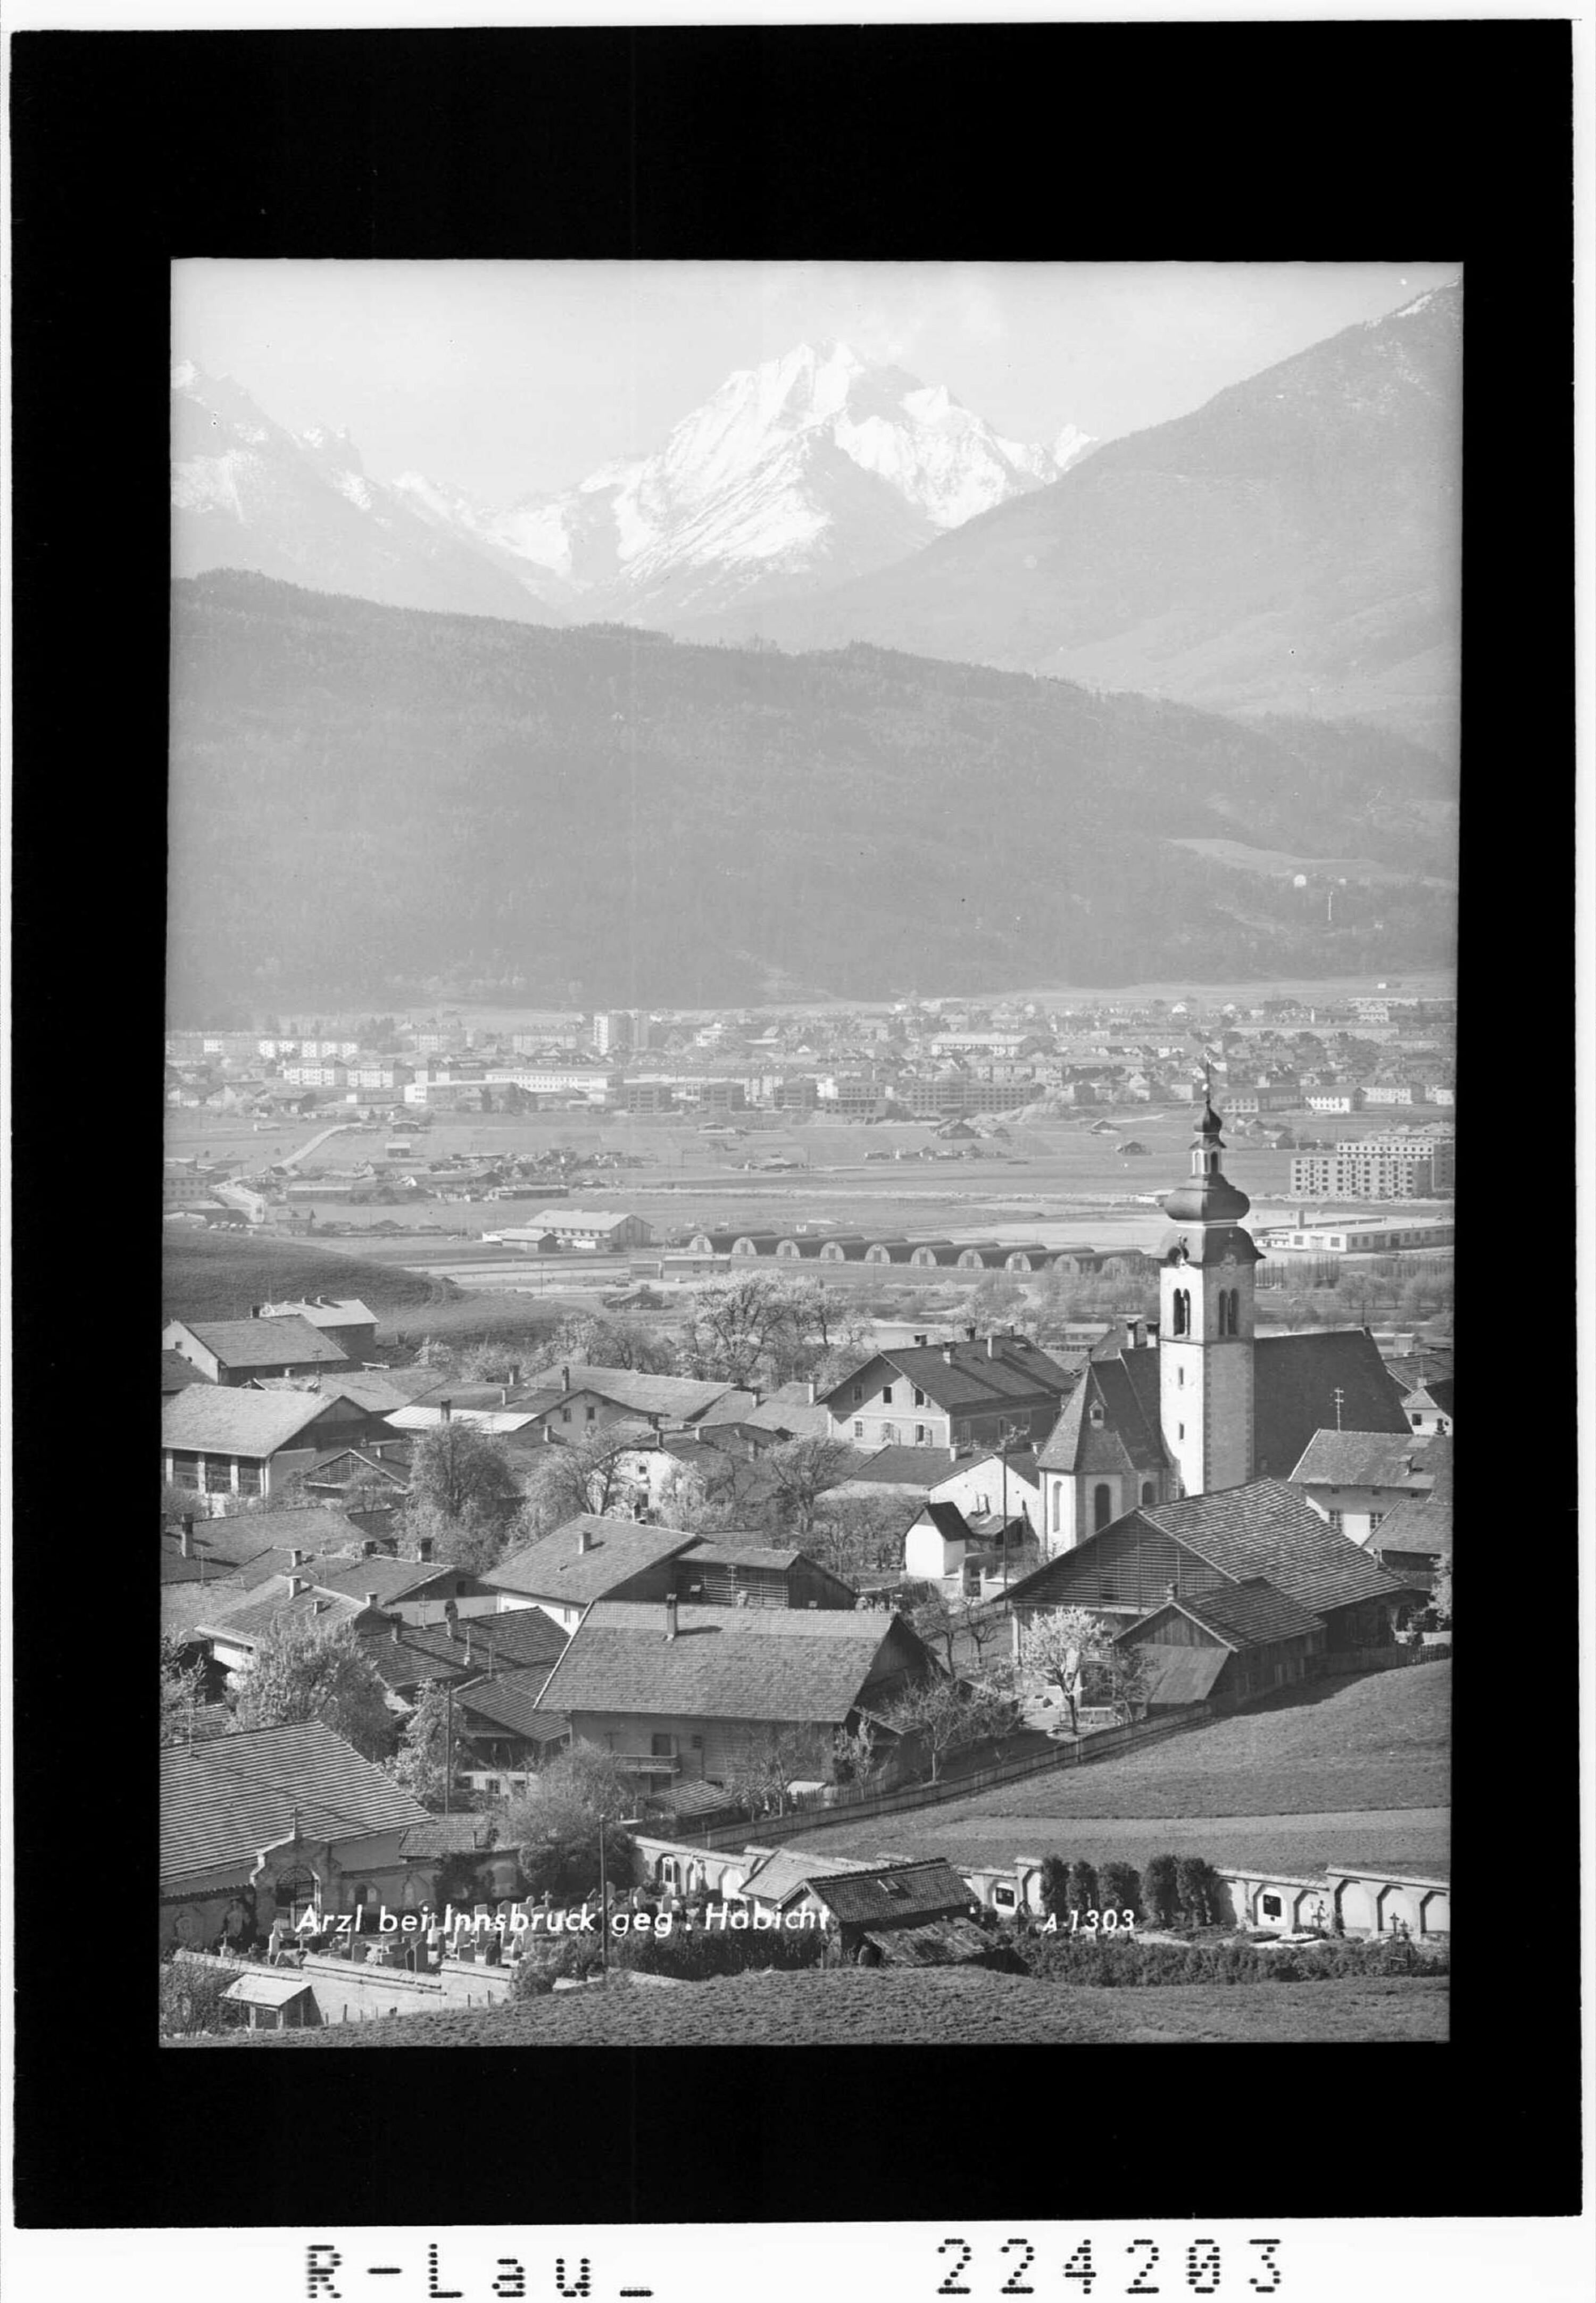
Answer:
[1015,1932,1447,1988]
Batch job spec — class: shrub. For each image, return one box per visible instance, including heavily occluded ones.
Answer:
[1175,1856,1219,1927]
[159,1954,246,2038]
[1038,1855,1070,1922]
[613,1916,829,1981]
[1098,1862,1141,1921]
[1142,1854,1179,1926]
[1065,1860,1099,1919]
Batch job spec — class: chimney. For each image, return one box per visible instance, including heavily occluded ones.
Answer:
[439,1398,452,1423]
[578,1525,594,1554]
[942,1342,954,1363]
[966,1324,977,1343]
[251,1304,264,1319]
[179,1515,195,1559]
[508,1363,521,1387]
[364,1591,379,1610]
[391,1618,402,1643]
[1166,1580,1178,1602]
[986,1335,998,1359]
[445,1599,461,1642]
[289,1548,307,1568]
[914,1332,928,1347]
[288,1576,309,1597]
[664,1594,679,1642]
[465,1625,475,1664]
[562,1365,571,1392]
[416,1537,434,1564]
[805,1381,817,1404]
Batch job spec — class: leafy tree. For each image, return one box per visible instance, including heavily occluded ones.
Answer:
[505,1743,638,1903]
[1142,1853,1181,1926]
[401,1495,517,1577]
[725,1724,830,1818]
[880,1674,983,1784]
[386,1679,453,1810]
[1176,1856,1218,1927]
[1065,1859,1100,1919]
[763,1435,862,1536]
[159,1955,245,2038]
[226,1618,396,1761]
[808,1490,913,1582]
[1018,1607,1104,1731]
[675,1274,814,1390]
[1098,1861,1142,1920]
[161,1635,207,1746]
[1038,1855,1071,1920]
[830,1722,884,1790]
[409,1423,524,1525]
[521,1425,644,1528]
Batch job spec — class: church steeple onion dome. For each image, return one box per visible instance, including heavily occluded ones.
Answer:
[1161,1092,1254,1228]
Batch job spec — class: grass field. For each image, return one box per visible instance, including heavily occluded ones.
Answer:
[161,1230,458,1324]
[187,1967,1447,2046]
[805,1667,1451,1881]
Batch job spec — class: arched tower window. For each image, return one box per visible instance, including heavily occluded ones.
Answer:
[1172,1287,1191,1337]
[1093,1483,1113,1532]
[1141,1482,1157,1505]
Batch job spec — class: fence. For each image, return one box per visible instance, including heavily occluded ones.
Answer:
[694,1701,1224,1848]
[1311,1641,1451,1679]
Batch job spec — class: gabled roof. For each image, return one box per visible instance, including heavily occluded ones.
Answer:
[381,1607,569,1675]
[835,1445,951,1490]
[254,1297,377,1331]
[452,1671,569,1743]
[196,1578,386,1648]
[1252,1328,1412,1478]
[735,1844,880,1904]
[1008,1478,1419,1621]
[1135,1577,1325,1649]
[162,1386,347,1456]
[911,1500,975,1545]
[783,1858,975,1926]
[162,1350,213,1393]
[537,1601,926,1725]
[1369,1436,1453,1561]
[310,1557,470,1606]
[929,1448,1040,1492]
[1136,1647,1231,1706]
[1036,1353,1167,1476]
[222,1971,318,2009]
[161,1720,428,1880]
[168,1317,352,1370]
[1289,1430,1436,1490]
[483,1518,698,1602]
[399,1813,501,1857]
[821,1338,1077,1417]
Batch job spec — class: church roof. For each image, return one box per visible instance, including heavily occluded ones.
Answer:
[1037,1353,1168,1476]
[1252,1328,1413,1479]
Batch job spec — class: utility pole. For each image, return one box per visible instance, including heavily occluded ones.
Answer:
[443,1683,454,1815]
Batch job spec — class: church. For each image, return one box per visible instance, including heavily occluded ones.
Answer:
[1036,1092,1413,1554]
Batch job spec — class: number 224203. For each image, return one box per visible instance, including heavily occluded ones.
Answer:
[936,2237,1282,2295]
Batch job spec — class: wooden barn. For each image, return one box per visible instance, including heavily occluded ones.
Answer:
[1114,1578,1326,1708]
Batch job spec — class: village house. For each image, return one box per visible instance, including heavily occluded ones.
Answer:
[160,1720,429,1952]
[1007,1477,1428,1656]
[1287,1429,1441,1545]
[484,1518,705,1629]
[162,1314,353,1386]
[927,1447,1042,1532]
[250,1295,380,1354]
[1113,1579,1328,1709]
[162,1385,373,1505]
[772,1858,995,1968]
[533,1595,937,1797]
[820,1331,1078,1452]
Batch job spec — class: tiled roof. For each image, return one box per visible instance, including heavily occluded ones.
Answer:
[1038,1353,1167,1475]
[1370,1437,1453,1560]
[735,1392,832,1439]
[538,1601,922,1725]
[1157,1578,1325,1648]
[522,1366,746,1423]
[160,1721,429,1881]
[1252,1329,1412,1478]
[861,1914,997,1965]
[222,1972,318,2009]
[484,1519,697,1602]
[837,1445,951,1490]
[162,1578,249,1640]
[787,1858,975,1926]
[399,1814,501,1858]
[735,1844,879,1903]
[825,1340,1078,1417]
[379,1608,569,1676]
[310,1558,464,1606]
[676,1542,809,1571]
[1008,1479,1417,1621]
[174,1317,352,1370]
[453,1672,569,1743]
[196,1581,378,1648]
[913,1500,974,1544]
[255,1297,377,1330]
[162,1350,213,1393]
[1289,1430,1436,1490]
[162,1386,341,1457]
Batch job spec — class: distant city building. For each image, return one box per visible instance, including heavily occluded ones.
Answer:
[1290,1137,1454,1200]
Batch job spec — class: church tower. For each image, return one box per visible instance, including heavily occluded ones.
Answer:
[1158,1084,1261,1499]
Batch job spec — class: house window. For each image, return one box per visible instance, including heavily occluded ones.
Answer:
[486,1777,502,1795]
[585,1405,596,1423]
[237,1461,262,1495]
[1328,1510,1344,1533]
[852,1385,863,1404]
[854,1420,864,1439]
[561,1407,572,1423]
[171,1451,202,1490]
[1410,1413,1423,1427]
[1141,1483,1156,1505]
[913,1388,926,1407]
[993,1884,1017,1911]
[1172,1288,1190,1336]
[915,1425,927,1444]
[1178,1423,1185,1442]
[1260,1893,1283,1921]
[203,1459,232,1493]
[1093,1484,1113,1533]
[1368,1512,1385,1532]
[881,1386,893,1406]
[882,1424,900,1445]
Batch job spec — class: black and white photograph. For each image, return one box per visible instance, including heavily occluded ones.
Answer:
[4,7,1583,2269]
[157,254,1463,2049]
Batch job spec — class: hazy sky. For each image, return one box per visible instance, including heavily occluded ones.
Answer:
[174,259,1460,506]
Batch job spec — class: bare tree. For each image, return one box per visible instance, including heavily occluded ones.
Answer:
[724,1724,830,1818]
[521,1426,644,1528]
[880,1675,984,1784]
[763,1435,862,1535]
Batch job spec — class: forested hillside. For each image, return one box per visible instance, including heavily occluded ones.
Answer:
[169,572,1456,1015]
